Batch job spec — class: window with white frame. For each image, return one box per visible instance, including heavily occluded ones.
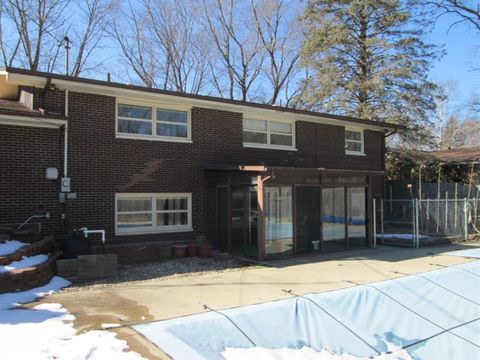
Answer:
[345,128,364,154]
[243,118,294,148]
[116,193,192,234]
[117,103,190,141]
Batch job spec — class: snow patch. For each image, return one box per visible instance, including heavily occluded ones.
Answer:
[0,276,70,311]
[222,345,413,360]
[0,240,27,256]
[0,254,49,272]
[0,277,145,360]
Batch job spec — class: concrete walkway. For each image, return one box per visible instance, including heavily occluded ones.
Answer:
[41,243,480,359]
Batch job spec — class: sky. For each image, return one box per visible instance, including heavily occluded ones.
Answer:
[426,12,480,118]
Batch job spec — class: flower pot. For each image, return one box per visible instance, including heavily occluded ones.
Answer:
[173,244,188,258]
[186,243,198,257]
[197,244,213,258]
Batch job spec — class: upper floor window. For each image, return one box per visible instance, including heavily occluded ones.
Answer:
[116,193,192,235]
[345,128,364,155]
[243,118,294,150]
[117,102,190,142]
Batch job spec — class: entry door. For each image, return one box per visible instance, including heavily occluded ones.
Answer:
[321,187,346,252]
[230,186,258,256]
[230,187,246,254]
[295,186,321,253]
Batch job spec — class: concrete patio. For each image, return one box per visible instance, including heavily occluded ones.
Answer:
[39,242,480,359]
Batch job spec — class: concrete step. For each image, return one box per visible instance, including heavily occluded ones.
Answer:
[0,251,62,293]
[0,236,56,266]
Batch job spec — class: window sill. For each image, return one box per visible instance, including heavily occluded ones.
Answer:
[243,143,297,151]
[116,226,194,236]
[116,133,192,143]
[345,151,366,156]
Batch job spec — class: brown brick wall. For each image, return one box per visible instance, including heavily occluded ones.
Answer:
[0,124,63,235]
[1,88,385,260]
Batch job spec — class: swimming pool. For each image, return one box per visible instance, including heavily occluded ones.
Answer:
[134,260,480,360]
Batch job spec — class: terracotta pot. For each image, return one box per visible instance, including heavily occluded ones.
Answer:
[172,244,188,258]
[197,244,213,258]
[186,243,198,257]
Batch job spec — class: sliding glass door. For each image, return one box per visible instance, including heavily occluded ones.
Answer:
[265,186,293,257]
[347,187,367,248]
[322,187,346,252]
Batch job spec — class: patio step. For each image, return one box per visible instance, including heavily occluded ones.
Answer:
[0,251,62,293]
[0,235,55,266]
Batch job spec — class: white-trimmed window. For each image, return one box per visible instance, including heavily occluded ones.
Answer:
[243,118,294,149]
[116,193,192,235]
[117,102,190,142]
[345,128,364,155]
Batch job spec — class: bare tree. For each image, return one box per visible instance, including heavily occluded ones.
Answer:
[0,2,21,67]
[109,0,208,93]
[142,0,208,93]
[250,0,301,105]
[0,0,112,76]
[202,0,263,101]
[108,0,158,87]
[2,0,68,71]
[429,1,480,32]
[69,0,113,77]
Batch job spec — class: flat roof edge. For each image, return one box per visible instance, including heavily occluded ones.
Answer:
[4,67,406,131]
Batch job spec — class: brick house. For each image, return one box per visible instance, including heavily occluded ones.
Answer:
[0,68,403,262]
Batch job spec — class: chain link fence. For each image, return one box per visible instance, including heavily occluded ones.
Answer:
[374,199,468,247]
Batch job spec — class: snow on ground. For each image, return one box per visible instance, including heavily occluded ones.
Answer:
[0,254,49,272]
[223,344,414,360]
[0,276,145,360]
[0,240,27,256]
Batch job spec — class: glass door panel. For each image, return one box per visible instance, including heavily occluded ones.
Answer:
[295,186,321,253]
[347,187,367,248]
[245,186,258,257]
[265,186,293,257]
[230,187,245,255]
[216,187,229,251]
[322,187,346,252]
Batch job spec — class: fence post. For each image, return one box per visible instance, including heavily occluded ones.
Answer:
[412,199,416,248]
[373,198,377,248]
[415,198,420,248]
[380,199,384,245]
[464,198,468,240]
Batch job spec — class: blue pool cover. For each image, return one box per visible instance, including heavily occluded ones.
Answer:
[446,248,480,259]
[134,261,480,359]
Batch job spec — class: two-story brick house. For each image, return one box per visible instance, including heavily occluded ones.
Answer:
[0,67,404,261]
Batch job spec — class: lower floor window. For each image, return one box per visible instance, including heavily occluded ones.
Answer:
[116,193,192,235]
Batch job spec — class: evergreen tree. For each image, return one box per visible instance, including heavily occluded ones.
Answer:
[298,0,441,144]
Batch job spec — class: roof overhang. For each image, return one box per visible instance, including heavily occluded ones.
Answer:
[0,113,66,129]
[204,164,384,176]
[1,67,405,133]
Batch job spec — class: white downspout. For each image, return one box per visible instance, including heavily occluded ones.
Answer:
[64,88,69,176]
